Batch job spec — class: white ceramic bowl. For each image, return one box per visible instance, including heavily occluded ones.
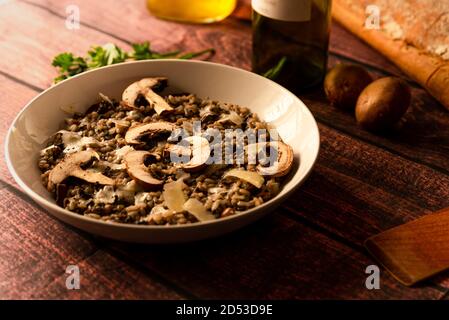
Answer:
[5,60,319,243]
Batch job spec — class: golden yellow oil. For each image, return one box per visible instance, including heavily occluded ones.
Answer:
[147,0,237,23]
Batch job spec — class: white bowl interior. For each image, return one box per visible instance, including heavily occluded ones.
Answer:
[6,60,319,243]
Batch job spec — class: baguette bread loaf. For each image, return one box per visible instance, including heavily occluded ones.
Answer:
[332,0,449,110]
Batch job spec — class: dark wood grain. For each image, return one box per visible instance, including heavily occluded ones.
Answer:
[284,123,449,288]
[35,250,184,299]
[0,184,184,299]
[0,0,448,299]
[0,74,40,186]
[105,213,446,299]
[0,185,94,299]
[300,89,449,175]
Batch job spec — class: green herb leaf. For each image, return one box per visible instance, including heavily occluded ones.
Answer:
[52,53,87,83]
[151,50,181,59]
[178,48,216,60]
[263,56,287,80]
[130,41,153,60]
[87,43,127,68]
[52,42,215,83]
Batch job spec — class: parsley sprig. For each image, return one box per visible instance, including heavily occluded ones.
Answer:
[52,42,215,83]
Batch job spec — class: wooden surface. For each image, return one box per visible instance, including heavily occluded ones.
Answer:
[1,0,449,299]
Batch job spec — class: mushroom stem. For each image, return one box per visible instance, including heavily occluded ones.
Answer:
[246,141,294,177]
[122,77,174,115]
[47,150,114,191]
[124,150,164,189]
[124,121,175,145]
[166,136,211,172]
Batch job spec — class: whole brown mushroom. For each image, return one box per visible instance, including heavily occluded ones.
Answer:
[324,64,373,110]
[355,77,411,132]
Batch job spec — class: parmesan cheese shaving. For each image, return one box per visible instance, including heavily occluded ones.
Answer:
[183,198,215,222]
[59,130,101,154]
[94,186,116,204]
[163,180,186,212]
[223,169,265,188]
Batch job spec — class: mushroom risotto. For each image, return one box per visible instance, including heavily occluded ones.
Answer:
[38,78,294,225]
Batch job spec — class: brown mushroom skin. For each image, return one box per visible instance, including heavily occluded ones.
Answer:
[247,141,294,177]
[124,151,164,189]
[170,136,210,172]
[355,77,411,132]
[47,150,114,191]
[324,64,373,110]
[259,141,293,177]
[122,77,173,115]
[124,122,175,145]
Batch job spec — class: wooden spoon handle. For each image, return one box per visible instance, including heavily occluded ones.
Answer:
[365,207,449,286]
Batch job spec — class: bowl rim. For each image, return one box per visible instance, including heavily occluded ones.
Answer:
[4,59,320,230]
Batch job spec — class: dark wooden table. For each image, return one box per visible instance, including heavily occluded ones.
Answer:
[1,0,449,299]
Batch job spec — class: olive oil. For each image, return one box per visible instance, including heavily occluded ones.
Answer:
[252,0,332,93]
[147,0,237,24]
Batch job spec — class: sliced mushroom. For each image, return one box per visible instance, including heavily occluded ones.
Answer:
[199,105,219,122]
[166,136,210,172]
[216,111,243,126]
[183,136,211,171]
[108,119,130,133]
[124,150,164,189]
[124,121,175,145]
[248,141,293,177]
[122,77,173,115]
[47,150,114,191]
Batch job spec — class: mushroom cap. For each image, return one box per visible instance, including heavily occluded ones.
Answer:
[246,141,294,177]
[47,150,114,191]
[124,150,164,189]
[182,136,210,172]
[165,136,211,172]
[122,77,173,115]
[124,121,175,145]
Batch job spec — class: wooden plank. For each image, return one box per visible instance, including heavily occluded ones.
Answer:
[34,250,184,299]
[2,0,448,295]
[23,0,405,75]
[106,213,445,299]
[0,0,250,90]
[0,1,132,89]
[3,73,447,294]
[0,184,96,298]
[300,88,449,174]
[0,185,183,299]
[0,69,183,299]
[3,41,447,249]
[287,124,449,243]
[4,72,449,291]
[0,74,40,186]
[284,124,449,287]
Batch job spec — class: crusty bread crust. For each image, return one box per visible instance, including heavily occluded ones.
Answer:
[332,0,449,110]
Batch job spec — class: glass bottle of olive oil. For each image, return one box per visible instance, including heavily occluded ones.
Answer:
[147,0,237,24]
[252,0,332,93]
